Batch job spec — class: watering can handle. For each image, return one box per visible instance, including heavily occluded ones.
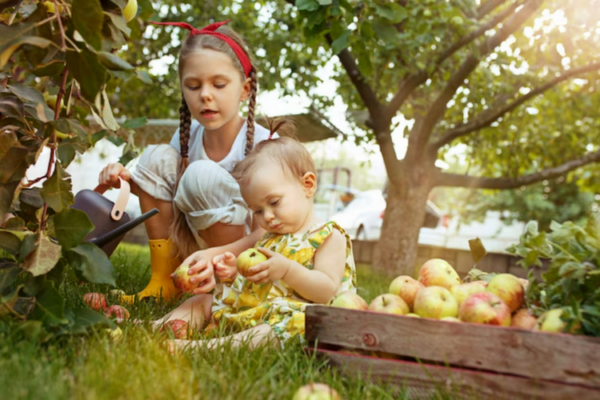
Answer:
[93,177,130,221]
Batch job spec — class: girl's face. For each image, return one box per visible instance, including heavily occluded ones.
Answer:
[180,48,250,132]
[242,160,317,235]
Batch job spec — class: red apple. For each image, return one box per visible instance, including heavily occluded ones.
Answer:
[368,294,409,315]
[473,280,488,288]
[292,383,341,400]
[413,286,458,319]
[388,275,424,310]
[160,319,189,339]
[486,273,525,312]
[450,282,487,307]
[172,264,198,293]
[459,292,511,326]
[418,259,461,289]
[83,293,108,311]
[330,290,368,310]
[104,305,130,324]
[511,309,536,330]
[237,248,268,277]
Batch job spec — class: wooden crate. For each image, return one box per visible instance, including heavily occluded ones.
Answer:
[305,305,600,399]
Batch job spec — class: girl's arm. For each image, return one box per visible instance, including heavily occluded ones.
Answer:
[248,230,347,304]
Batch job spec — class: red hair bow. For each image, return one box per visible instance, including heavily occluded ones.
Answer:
[150,20,252,78]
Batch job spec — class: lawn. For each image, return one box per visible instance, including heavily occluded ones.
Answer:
[0,243,451,400]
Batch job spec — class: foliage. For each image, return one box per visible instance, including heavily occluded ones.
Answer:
[508,213,600,336]
[0,0,152,338]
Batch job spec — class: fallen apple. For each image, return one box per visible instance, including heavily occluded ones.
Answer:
[172,264,198,293]
[511,309,536,330]
[413,286,458,319]
[83,293,108,311]
[237,248,268,277]
[486,274,525,312]
[292,383,341,400]
[388,275,424,310]
[450,282,486,307]
[104,327,123,342]
[368,294,409,315]
[330,290,368,310]
[104,305,130,324]
[160,319,189,339]
[418,259,461,290]
[459,292,511,326]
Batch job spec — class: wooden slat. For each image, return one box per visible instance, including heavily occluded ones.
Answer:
[306,306,600,388]
[311,349,600,400]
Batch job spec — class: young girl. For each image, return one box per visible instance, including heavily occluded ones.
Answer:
[98,20,273,304]
[166,136,357,351]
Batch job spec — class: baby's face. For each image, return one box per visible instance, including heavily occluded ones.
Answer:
[242,160,315,235]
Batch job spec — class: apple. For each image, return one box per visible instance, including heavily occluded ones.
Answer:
[535,309,580,334]
[104,327,123,342]
[441,316,461,322]
[172,264,198,293]
[83,293,107,311]
[405,313,421,318]
[123,0,138,22]
[486,274,525,312]
[330,290,368,310]
[518,278,529,291]
[160,319,189,339]
[459,292,511,326]
[292,383,341,400]
[388,275,424,310]
[450,282,487,307]
[473,280,488,288]
[104,305,130,324]
[417,259,461,290]
[109,289,126,298]
[511,309,536,330]
[413,286,458,319]
[237,248,268,277]
[368,294,409,315]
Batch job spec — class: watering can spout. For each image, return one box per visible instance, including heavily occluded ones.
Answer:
[89,208,159,249]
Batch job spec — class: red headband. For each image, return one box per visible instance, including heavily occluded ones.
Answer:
[150,20,252,78]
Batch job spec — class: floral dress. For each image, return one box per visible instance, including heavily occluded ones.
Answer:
[209,221,357,346]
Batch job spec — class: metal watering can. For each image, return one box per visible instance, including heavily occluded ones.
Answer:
[73,178,158,257]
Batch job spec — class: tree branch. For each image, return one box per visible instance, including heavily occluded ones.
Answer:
[413,0,543,152]
[477,0,511,19]
[432,61,600,149]
[433,149,600,189]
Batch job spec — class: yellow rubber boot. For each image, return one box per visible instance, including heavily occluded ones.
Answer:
[120,238,181,304]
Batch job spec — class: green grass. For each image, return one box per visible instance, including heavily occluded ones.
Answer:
[0,244,454,400]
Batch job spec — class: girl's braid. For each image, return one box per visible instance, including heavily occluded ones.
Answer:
[244,66,258,155]
[179,97,191,160]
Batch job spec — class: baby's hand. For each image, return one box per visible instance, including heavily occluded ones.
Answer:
[246,247,291,285]
[212,252,238,283]
[176,250,217,294]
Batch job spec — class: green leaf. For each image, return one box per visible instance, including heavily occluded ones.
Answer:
[70,308,115,334]
[0,285,19,317]
[72,0,104,50]
[0,131,30,184]
[135,70,152,84]
[317,0,332,4]
[357,51,373,77]
[374,4,408,24]
[29,281,68,327]
[296,0,320,11]
[372,20,397,42]
[51,118,89,139]
[19,233,38,262]
[0,181,19,222]
[468,237,488,264]
[104,11,132,37]
[91,130,109,145]
[40,162,74,213]
[0,231,22,255]
[54,208,94,250]
[23,235,62,277]
[98,51,134,71]
[331,30,350,55]
[66,48,107,102]
[66,243,116,286]
[0,264,20,293]
[0,34,54,69]
[6,83,54,121]
[121,117,147,129]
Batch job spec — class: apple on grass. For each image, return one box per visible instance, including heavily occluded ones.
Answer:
[160,319,189,339]
[418,259,462,290]
[83,293,107,311]
[511,309,536,330]
[104,305,130,324]
[292,383,341,400]
[459,292,511,326]
[388,275,424,310]
[368,294,409,315]
[486,273,525,312]
[237,248,268,277]
[413,286,458,319]
[330,290,368,310]
[450,282,487,307]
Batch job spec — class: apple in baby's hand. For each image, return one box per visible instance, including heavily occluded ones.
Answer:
[450,282,487,307]
[172,264,198,293]
[486,273,525,312]
[292,383,341,400]
[511,309,537,330]
[368,294,409,315]
[418,259,461,290]
[160,319,189,339]
[104,305,130,324]
[236,248,268,277]
[83,293,108,311]
[413,286,458,319]
[330,290,368,310]
[459,292,511,326]
[388,275,424,310]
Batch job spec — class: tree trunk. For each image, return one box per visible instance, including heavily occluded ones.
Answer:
[373,163,432,277]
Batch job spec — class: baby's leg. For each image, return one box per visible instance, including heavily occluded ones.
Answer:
[153,294,212,331]
[169,324,279,353]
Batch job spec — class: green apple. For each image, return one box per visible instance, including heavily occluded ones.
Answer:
[486,274,525,312]
[459,292,511,326]
[450,282,487,307]
[292,383,341,400]
[172,264,198,293]
[389,275,424,310]
[368,294,409,315]
[535,309,580,333]
[330,290,368,310]
[123,0,138,22]
[417,259,461,290]
[413,286,458,319]
[236,248,268,277]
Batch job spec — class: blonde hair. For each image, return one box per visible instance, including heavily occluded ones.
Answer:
[170,25,258,258]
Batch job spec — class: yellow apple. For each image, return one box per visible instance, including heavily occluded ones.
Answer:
[368,294,409,315]
[330,290,368,310]
[535,309,580,334]
[486,274,525,312]
[237,248,268,277]
[389,275,424,310]
[417,259,461,289]
[441,316,461,322]
[123,0,138,22]
[405,313,421,318]
[413,286,458,319]
[450,281,487,307]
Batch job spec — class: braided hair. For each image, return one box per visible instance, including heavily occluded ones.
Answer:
[245,66,258,155]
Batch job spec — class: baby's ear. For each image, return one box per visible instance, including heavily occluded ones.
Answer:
[301,172,317,197]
